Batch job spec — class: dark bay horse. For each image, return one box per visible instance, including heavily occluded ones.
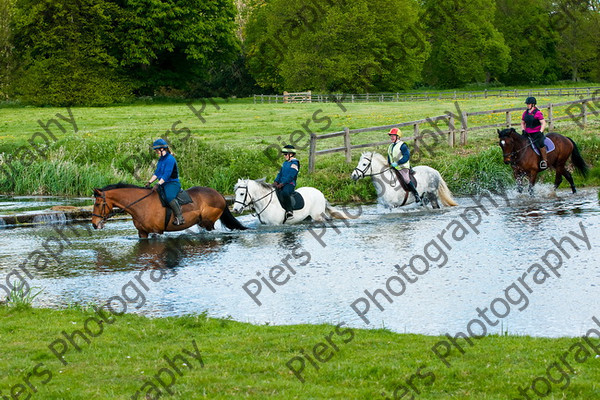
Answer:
[498,128,588,194]
[92,184,246,238]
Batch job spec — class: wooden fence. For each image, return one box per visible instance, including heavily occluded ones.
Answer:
[254,86,600,104]
[283,91,312,103]
[307,97,599,172]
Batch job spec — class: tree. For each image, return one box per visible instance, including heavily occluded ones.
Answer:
[555,0,599,81]
[422,0,511,87]
[495,0,560,84]
[0,0,15,99]
[244,0,428,92]
[116,0,241,96]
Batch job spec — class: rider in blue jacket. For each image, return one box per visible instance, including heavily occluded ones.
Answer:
[147,139,184,225]
[274,145,299,220]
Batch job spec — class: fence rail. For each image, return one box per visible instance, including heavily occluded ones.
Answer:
[254,87,600,104]
[307,97,599,172]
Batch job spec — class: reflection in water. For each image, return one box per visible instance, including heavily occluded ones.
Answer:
[95,235,226,272]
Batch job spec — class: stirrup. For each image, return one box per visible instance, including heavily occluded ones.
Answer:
[539,160,548,170]
[285,211,293,220]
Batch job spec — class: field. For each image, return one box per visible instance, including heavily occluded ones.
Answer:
[1,307,600,399]
[1,95,600,200]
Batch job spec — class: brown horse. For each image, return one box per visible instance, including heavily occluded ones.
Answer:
[497,128,588,194]
[92,183,246,238]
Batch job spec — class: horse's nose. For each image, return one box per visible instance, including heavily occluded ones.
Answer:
[92,222,98,229]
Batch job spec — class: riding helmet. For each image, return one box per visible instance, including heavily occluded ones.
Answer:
[281,145,296,154]
[525,97,537,105]
[388,127,402,137]
[152,138,169,149]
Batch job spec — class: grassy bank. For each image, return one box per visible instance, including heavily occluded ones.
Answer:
[1,96,599,200]
[1,306,599,399]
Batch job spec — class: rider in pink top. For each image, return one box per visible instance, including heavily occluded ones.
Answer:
[521,97,548,170]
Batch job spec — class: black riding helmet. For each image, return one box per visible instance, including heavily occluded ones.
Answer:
[525,97,537,105]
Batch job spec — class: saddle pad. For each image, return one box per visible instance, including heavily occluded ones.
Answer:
[158,188,193,207]
[530,137,556,155]
[290,192,305,210]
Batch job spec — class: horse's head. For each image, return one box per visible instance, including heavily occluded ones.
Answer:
[232,179,251,214]
[498,128,520,165]
[91,188,114,229]
[351,152,375,181]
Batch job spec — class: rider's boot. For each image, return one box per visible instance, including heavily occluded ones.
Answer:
[407,182,422,205]
[169,199,185,226]
[539,147,548,170]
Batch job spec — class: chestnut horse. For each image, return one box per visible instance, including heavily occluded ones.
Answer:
[92,183,246,238]
[498,128,588,194]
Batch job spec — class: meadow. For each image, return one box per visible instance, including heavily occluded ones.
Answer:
[1,306,600,399]
[1,95,599,201]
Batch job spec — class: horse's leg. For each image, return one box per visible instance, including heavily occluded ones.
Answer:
[553,170,564,191]
[138,230,148,239]
[527,171,538,196]
[562,169,577,194]
[513,168,524,193]
[428,192,440,209]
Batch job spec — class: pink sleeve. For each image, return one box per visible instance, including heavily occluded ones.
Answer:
[535,110,544,120]
[521,111,527,121]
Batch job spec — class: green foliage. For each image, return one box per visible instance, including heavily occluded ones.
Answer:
[6,0,242,105]
[3,284,43,310]
[495,0,560,85]
[245,0,428,92]
[0,0,14,100]
[422,0,511,87]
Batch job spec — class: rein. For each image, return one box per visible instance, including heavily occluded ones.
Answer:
[235,185,276,223]
[502,136,532,166]
[92,189,155,222]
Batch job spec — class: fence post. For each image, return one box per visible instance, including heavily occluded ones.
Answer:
[308,134,317,173]
[344,127,352,163]
[582,100,588,128]
[460,112,468,146]
[448,115,455,147]
[547,103,554,130]
[505,111,511,128]
[413,123,420,155]
[484,89,487,99]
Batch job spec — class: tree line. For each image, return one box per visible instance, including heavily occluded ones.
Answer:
[0,0,598,106]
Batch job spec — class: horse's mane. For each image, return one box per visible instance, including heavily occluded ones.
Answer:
[98,182,148,191]
[498,127,519,138]
[234,178,273,191]
[362,152,386,163]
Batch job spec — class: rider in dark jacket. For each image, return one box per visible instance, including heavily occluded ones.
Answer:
[274,145,299,220]
[147,139,185,225]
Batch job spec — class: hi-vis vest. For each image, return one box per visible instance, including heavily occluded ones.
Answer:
[387,140,410,169]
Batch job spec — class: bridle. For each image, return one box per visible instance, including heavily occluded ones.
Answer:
[234,184,276,222]
[500,135,530,166]
[92,189,155,223]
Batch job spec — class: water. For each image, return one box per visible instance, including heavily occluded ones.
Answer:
[0,187,599,338]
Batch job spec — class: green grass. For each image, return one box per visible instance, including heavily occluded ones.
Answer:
[1,307,599,399]
[1,95,599,200]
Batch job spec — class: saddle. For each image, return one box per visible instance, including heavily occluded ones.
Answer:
[275,191,305,210]
[392,168,418,192]
[527,136,556,155]
[157,187,193,229]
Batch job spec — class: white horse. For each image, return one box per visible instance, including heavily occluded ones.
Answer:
[351,152,458,208]
[232,179,349,225]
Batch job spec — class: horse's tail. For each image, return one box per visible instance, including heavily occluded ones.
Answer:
[220,207,248,230]
[567,137,589,178]
[325,203,351,219]
[437,175,458,207]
